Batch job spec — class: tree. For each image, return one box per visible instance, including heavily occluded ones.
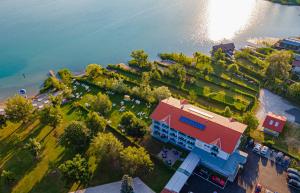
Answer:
[1,170,16,184]
[86,64,103,80]
[151,69,161,80]
[203,65,214,76]
[120,175,134,193]
[223,106,233,117]
[58,68,72,85]
[85,112,107,136]
[265,50,293,80]
[212,48,226,62]
[242,112,259,134]
[128,50,150,69]
[24,138,42,159]
[0,114,7,129]
[287,82,300,101]
[189,90,197,102]
[58,154,91,184]
[111,79,129,93]
[49,94,63,107]
[120,111,147,137]
[167,64,186,83]
[42,76,64,91]
[227,63,239,73]
[60,121,89,150]
[90,93,112,115]
[152,86,171,101]
[141,72,151,86]
[89,133,124,162]
[5,95,33,123]
[40,106,63,128]
[120,146,153,176]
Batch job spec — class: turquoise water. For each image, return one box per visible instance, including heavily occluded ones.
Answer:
[0,0,300,100]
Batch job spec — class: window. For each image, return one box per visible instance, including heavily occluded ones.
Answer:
[204,144,211,148]
[275,121,279,127]
[269,120,274,125]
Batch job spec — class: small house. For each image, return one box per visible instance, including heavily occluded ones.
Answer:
[278,38,300,53]
[212,43,235,57]
[262,112,287,137]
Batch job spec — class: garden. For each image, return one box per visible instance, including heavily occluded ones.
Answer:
[0,46,300,193]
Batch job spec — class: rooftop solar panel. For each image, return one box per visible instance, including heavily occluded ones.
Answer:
[179,116,205,130]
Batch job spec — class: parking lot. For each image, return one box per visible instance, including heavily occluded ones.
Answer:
[180,150,298,193]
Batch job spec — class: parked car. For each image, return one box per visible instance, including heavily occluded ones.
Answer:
[287,173,300,182]
[254,183,262,193]
[287,168,300,176]
[260,146,269,156]
[288,179,300,190]
[275,152,284,162]
[253,143,262,153]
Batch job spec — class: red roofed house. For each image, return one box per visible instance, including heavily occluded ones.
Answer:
[262,112,287,137]
[151,97,248,193]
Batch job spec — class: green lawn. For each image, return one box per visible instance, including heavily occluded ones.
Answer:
[0,80,176,193]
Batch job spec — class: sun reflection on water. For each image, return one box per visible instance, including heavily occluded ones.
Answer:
[207,0,257,42]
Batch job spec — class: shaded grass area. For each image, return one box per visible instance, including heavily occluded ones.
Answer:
[0,84,175,193]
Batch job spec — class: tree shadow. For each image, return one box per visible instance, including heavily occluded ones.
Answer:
[237,150,259,191]
[0,149,39,193]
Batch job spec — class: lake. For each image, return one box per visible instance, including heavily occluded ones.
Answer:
[0,0,300,101]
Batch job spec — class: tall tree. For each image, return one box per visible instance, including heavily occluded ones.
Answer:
[212,48,226,62]
[24,138,42,159]
[152,86,171,101]
[242,112,259,134]
[120,175,134,193]
[86,64,103,80]
[5,95,33,123]
[85,112,107,136]
[89,133,124,162]
[227,63,239,74]
[90,93,112,115]
[120,146,153,176]
[128,50,150,69]
[60,121,89,150]
[265,50,293,80]
[58,154,91,184]
[39,105,63,128]
[0,114,7,129]
[120,111,147,138]
[1,170,16,184]
[223,106,233,117]
[58,68,73,85]
[287,82,300,101]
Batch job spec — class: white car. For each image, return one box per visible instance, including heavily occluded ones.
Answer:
[253,143,262,153]
[260,146,269,156]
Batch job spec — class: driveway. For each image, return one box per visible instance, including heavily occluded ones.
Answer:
[256,89,300,124]
[180,150,298,193]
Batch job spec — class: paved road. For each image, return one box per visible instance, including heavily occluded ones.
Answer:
[181,150,298,193]
[256,89,300,124]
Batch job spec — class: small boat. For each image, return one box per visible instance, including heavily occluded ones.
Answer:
[19,89,27,95]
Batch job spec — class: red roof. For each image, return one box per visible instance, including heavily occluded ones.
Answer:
[150,98,246,154]
[262,112,287,133]
[161,188,177,193]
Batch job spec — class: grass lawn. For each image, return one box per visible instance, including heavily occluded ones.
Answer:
[0,79,177,193]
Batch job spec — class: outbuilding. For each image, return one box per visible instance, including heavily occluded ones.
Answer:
[262,112,287,137]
